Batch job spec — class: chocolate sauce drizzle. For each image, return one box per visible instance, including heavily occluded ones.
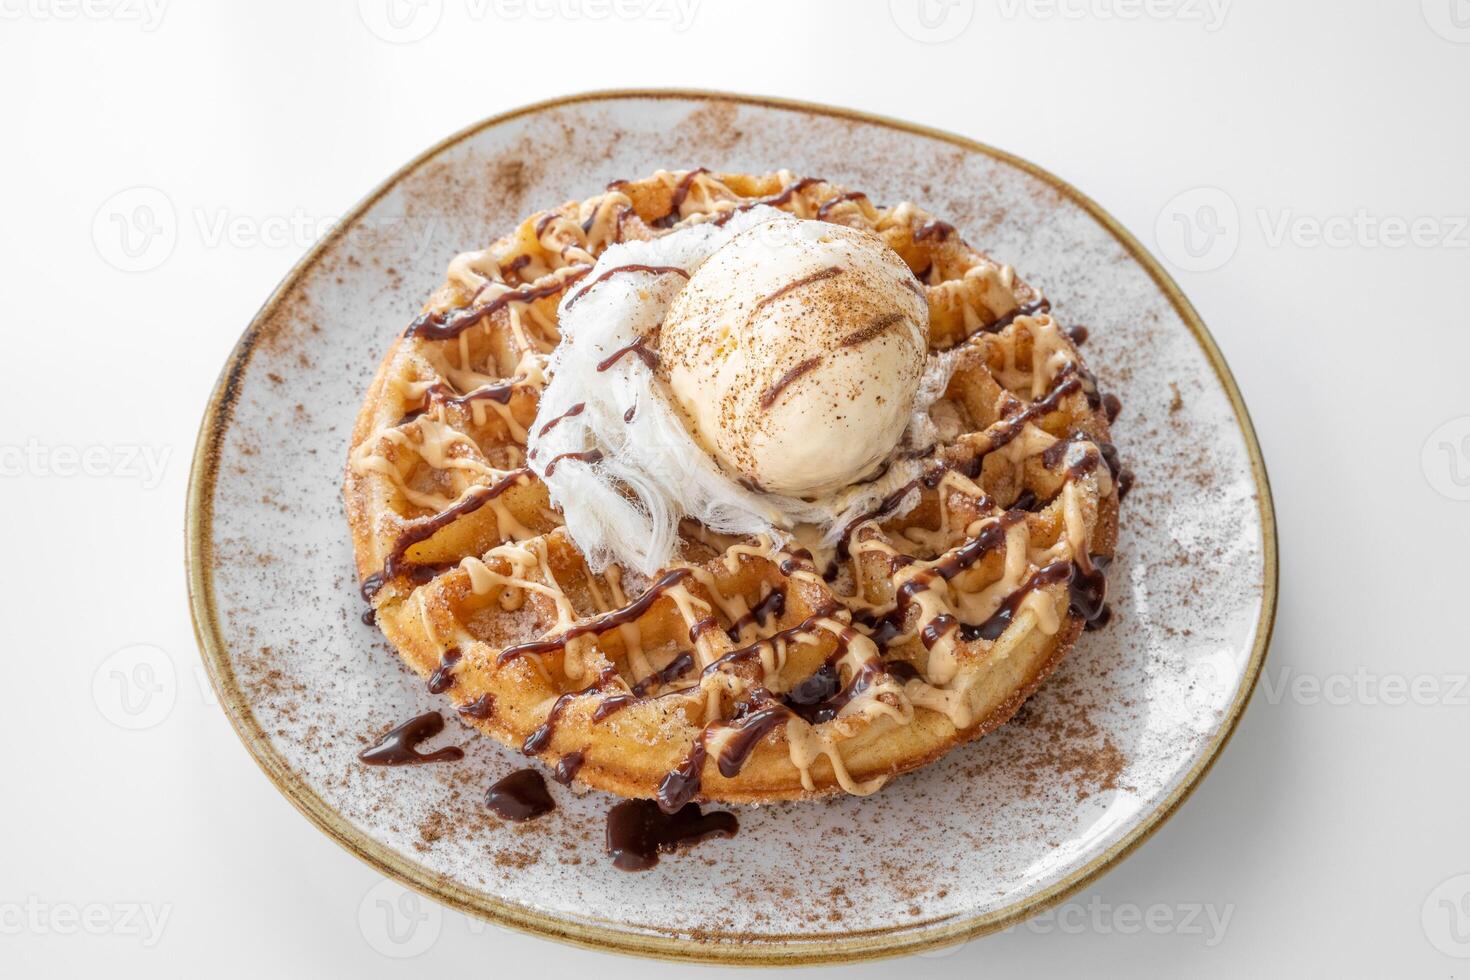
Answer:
[522,682,598,755]
[606,799,737,872]
[752,265,843,316]
[595,334,660,372]
[458,693,495,720]
[553,751,585,785]
[726,588,786,641]
[985,297,1052,335]
[360,572,386,601]
[564,263,690,310]
[406,269,590,341]
[838,311,906,349]
[536,401,585,437]
[359,572,385,624]
[969,560,1076,641]
[816,191,867,219]
[631,652,695,697]
[542,449,603,477]
[497,568,694,665]
[915,219,956,242]
[715,702,791,775]
[382,468,532,579]
[426,647,462,694]
[358,712,464,766]
[400,379,522,426]
[760,355,822,409]
[485,769,555,821]
[657,739,706,813]
[781,667,843,723]
[654,168,710,227]
[709,176,825,226]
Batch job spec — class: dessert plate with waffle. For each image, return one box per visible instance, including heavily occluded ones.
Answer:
[188,91,1276,964]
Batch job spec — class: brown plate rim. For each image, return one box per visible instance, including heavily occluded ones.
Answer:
[184,87,1279,966]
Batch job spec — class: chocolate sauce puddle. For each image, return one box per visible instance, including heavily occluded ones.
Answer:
[485,769,555,822]
[358,711,464,766]
[606,799,737,871]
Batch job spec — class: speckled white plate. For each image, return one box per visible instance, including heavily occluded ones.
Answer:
[186,90,1276,965]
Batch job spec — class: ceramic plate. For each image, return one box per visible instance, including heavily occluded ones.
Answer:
[186,90,1276,965]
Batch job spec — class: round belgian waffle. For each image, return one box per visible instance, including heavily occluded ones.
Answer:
[345,170,1126,807]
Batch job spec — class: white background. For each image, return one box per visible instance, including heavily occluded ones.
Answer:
[3,0,1468,975]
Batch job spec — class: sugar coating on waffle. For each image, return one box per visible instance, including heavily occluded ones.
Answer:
[345,169,1127,808]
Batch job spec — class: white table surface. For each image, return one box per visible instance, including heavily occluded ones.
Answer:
[3,1,1467,975]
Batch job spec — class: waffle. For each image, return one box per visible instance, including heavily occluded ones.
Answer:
[345,170,1126,807]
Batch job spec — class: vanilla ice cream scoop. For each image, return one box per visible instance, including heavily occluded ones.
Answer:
[531,206,946,574]
[658,219,929,498]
